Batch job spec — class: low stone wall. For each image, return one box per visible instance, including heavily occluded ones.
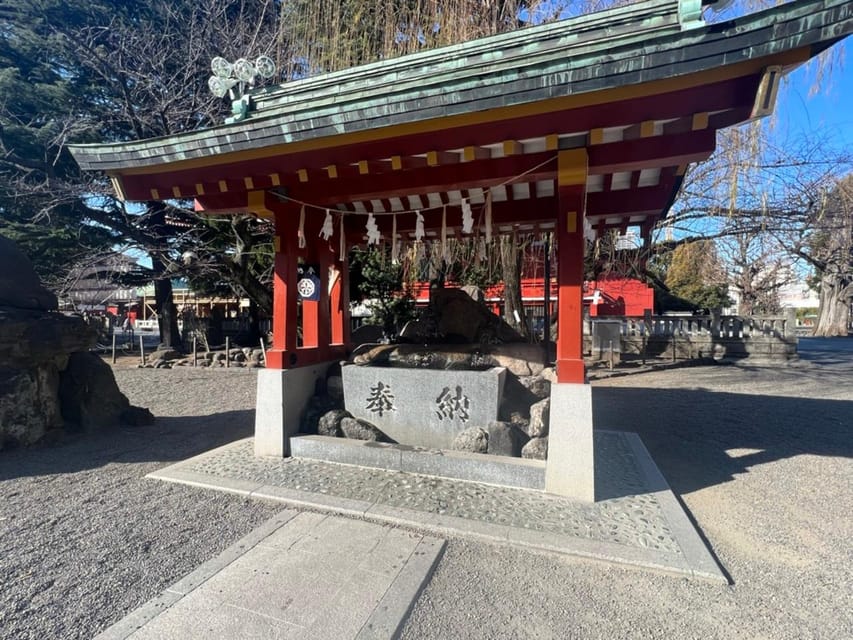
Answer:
[584,334,798,361]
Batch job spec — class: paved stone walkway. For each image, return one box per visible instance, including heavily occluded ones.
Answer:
[96,510,444,640]
[149,430,724,582]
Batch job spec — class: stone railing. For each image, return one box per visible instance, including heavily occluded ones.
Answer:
[615,309,797,339]
[585,309,798,362]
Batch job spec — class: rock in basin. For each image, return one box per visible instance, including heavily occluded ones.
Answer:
[341,365,506,450]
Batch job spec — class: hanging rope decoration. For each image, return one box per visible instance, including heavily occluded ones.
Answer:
[297,205,306,248]
[484,191,493,243]
[339,214,346,257]
[391,214,399,263]
[414,210,425,242]
[365,213,381,245]
[270,155,556,248]
[461,199,474,234]
[319,208,334,240]
[440,205,448,261]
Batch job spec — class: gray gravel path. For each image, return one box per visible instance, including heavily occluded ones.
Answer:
[0,367,280,640]
[2,338,851,640]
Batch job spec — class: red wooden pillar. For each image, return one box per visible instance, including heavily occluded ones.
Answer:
[266,203,300,369]
[556,148,589,383]
[330,266,344,345]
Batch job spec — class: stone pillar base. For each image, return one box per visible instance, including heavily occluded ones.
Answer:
[545,382,594,502]
[254,362,334,457]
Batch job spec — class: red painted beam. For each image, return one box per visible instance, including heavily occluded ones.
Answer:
[290,153,557,207]
[117,74,760,201]
[588,129,716,174]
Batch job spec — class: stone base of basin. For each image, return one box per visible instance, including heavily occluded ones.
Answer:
[290,435,546,490]
[341,365,506,449]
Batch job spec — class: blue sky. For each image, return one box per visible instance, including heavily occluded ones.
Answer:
[775,41,852,148]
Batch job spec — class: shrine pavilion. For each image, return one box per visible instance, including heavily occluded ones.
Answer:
[70,0,852,501]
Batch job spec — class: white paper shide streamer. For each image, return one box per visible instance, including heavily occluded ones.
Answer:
[461,200,473,234]
[441,205,448,261]
[319,209,334,240]
[297,205,306,248]
[391,214,399,263]
[484,192,493,243]
[365,213,381,245]
[414,211,425,242]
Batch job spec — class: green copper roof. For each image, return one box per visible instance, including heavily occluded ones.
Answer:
[70,0,852,173]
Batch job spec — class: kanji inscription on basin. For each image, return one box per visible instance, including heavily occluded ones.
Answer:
[341,365,506,449]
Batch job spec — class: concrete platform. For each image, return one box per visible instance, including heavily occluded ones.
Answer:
[147,430,727,584]
[95,511,444,640]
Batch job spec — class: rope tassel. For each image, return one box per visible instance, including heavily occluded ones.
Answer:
[298,205,306,249]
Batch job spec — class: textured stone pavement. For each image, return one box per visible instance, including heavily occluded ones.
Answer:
[146,430,724,582]
[95,510,444,640]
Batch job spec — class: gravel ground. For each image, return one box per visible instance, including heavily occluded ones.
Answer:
[1,339,851,640]
[0,367,280,640]
[401,338,853,640]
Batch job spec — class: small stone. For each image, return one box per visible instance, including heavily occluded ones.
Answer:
[451,427,489,453]
[487,421,528,457]
[518,375,550,399]
[340,416,389,441]
[528,397,550,437]
[540,367,558,383]
[521,436,548,460]
[317,409,350,437]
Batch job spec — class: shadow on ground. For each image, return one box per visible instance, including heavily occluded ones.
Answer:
[0,409,255,481]
[593,387,852,497]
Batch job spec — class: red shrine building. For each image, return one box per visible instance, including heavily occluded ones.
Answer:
[71,0,852,501]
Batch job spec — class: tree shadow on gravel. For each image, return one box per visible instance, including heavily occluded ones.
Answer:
[592,387,852,497]
[0,409,254,481]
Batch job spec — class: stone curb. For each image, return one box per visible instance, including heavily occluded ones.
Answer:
[93,510,300,640]
[355,537,446,640]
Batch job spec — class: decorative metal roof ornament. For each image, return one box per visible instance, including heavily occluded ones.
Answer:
[208,55,278,123]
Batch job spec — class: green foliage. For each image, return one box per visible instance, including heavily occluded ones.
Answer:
[664,240,733,311]
[350,247,415,339]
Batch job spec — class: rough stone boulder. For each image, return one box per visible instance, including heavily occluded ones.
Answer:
[352,343,548,376]
[317,409,351,437]
[487,421,529,457]
[521,436,548,460]
[451,427,489,453]
[0,235,58,311]
[59,352,147,430]
[528,398,550,438]
[398,287,523,345]
[0,236,153,448]
[340,417,391,442]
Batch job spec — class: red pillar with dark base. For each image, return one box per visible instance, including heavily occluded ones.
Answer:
[556,149,589,383]
[266,203,300,369]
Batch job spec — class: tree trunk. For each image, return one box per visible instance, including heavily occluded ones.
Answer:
[151,258,183,350]
[500,235,530,339]
[813,273,851,336]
